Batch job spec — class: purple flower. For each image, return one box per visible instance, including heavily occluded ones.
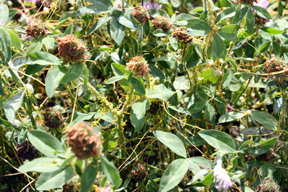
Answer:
[253,0,269,9]
[0,19,3,26]
[143,1,162,12]
[213,160,232,191]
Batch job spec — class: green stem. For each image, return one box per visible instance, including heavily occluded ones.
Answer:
[53,17,72,34]
[64,84,86,113]
[139,24,143,56]
[25,97,37,129]
[129,29,135,57]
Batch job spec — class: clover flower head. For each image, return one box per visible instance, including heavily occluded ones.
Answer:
[25,19,48,38]
[152,16,173,31]
[143,1,162,12]
[125,56,150,77]
[114,0,126,11]
[132,6,150,24]
[98,186,113,192]
[253,0,269,9]
[213,159,232,191]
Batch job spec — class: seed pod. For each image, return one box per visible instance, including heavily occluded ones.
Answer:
[16,141,38,160]
[151,16,173,31]
[125,56,150,77]
[44,107,63,129]
[56,35,88,64]
[66,122,102,159]
[132,6,150,24]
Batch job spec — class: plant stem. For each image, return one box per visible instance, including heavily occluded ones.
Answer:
[25,97,37,129]
[64,84,86,113]
[139,24,143,56]
[129,29,135,57]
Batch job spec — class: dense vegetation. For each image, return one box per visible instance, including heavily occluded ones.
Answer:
[1,0,288,191]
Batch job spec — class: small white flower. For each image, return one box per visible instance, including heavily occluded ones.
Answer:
[239,96,245,103]
[25,83,34,93]
[247,110,252,115]
[13,120,21,126]
[18,14,29,24]
[7,1,12,6]
[198,76,204,81]
[24,9,29,14]
[43,7,49,14]
[213,159,232,191]
[251,92,255,98]
[214,69,223,76]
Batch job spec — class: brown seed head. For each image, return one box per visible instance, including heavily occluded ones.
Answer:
[25,20,48,38]
[152,16,173,31]
[125,56,150,77]
[56,35,88,64]
[173,28,192,44]
[44,107,63,129]
[132,6,150,24]
[66,122,102,159]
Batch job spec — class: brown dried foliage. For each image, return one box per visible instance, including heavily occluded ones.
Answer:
[265,58,288,83]
[56,35,88,64]
[66,122,102,159]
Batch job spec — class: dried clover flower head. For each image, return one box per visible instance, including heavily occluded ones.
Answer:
[256,178,280,192]
[25,19,48,38]
[66,122,102,159]
[131,162,149,182]
[173,28,192,44]
[132,6,150,24]
[265,58,288,83]
[44,107,63,129]
[16,141,38,160]
[125,56,150,77]
[56,35,88,64]
[255,15,269,27]
[152,16,173,31]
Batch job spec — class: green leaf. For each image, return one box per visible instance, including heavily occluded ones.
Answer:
[187,19,213,36]
[35,165,74,190]
[100,155,121,188]
[274,97,285,114]
[222,73,232,88]
[198,130,236,153]
[130,99,150,132]
[252,6,272,19]
[60,63,84,84]
[259,41,271,53]
[66,111,95,126]
[215,8,235,24]
[64,23,74,35]
[212,33,226,61]
[198,68,218,83]
[146,84,174,101]
[246,9,255,34]
[118,11,140,30]
[154,130,187,158]
[245,186,254,192]
[173,76,190,90]
[131,77,145,95]
[110,17,125,46]
[205,103,216,126]
[0,4,9,25]
[232,7,248,23]
[159,159,188,192]
[42,37,55,49]
[0,28,11,63]
[81,159,99,192]
[153,29,169,37]
[6,30,21,51]
[272,41,281,55]
[28,130,64,157]
[4,89,26,123]
[249,137,277,156]
[29,52,60,65]
[106,75,127,84]
[245,40,256,58]
[260,27,284,35]
[219,112,246,123]
[0,77,4,96]
[26,39,43,54]
[251,111,278,131]
[88,15,114,35]
[193,173,213,186]
[76,0,113,15]
[218,24,240,41]
[188,101,206,114]
[19,157,60,173]
[45,66,65,98]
